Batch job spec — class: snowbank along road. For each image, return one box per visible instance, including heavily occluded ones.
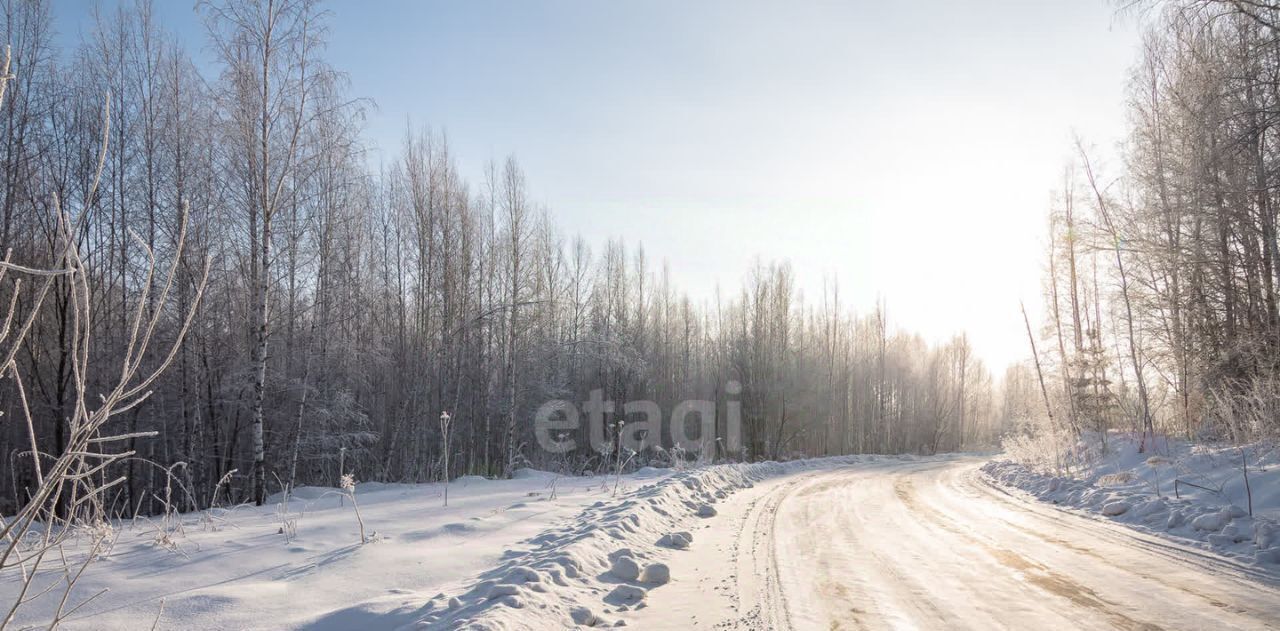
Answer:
[634,456,1280,630]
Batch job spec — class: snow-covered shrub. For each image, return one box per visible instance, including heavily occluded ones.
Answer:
[1205,369,1280,445]
[276,504,299,542]
[1098,471,1137,487]
[1000,424,1078,475]
[1146,455,1172,497]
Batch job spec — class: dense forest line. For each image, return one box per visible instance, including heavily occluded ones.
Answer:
[0,0,1002,514]
[1008,0,1280,463]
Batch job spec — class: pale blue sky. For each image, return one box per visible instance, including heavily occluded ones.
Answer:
[53,1,1143,370]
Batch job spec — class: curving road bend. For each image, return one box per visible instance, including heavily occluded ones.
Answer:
[639,456,1280,630]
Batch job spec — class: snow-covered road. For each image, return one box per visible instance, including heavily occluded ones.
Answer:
[635,456,1280,630]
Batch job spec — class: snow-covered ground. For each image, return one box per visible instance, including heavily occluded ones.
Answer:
[8,447,1280,629]
[3,456,872,630]
[985,434,1280,567]
[0,469,673,629]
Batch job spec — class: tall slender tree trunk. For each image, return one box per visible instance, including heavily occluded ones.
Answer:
[251,220,271,505]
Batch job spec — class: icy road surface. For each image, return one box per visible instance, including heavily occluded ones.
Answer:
[634,456,1280,630]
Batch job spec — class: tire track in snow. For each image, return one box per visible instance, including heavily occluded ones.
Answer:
[968,467,1280,588]
[647,456,1280,630]
[909,461,1280,629]
[894,473,1164,631]
[722,470,814,630]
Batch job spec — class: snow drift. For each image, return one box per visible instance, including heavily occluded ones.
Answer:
[409,456,868,629]
[984,435,1280,569]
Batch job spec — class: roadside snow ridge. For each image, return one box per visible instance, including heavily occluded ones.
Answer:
[410,456,866,629]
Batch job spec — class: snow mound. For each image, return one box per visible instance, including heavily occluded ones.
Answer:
[1192,511,1230,532]
[656,531,692,550]
[639,562,670,585]
[605,584,646,605]
[1101,501,1131,516]
[569,605,599,626]
[609,555,641,581]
